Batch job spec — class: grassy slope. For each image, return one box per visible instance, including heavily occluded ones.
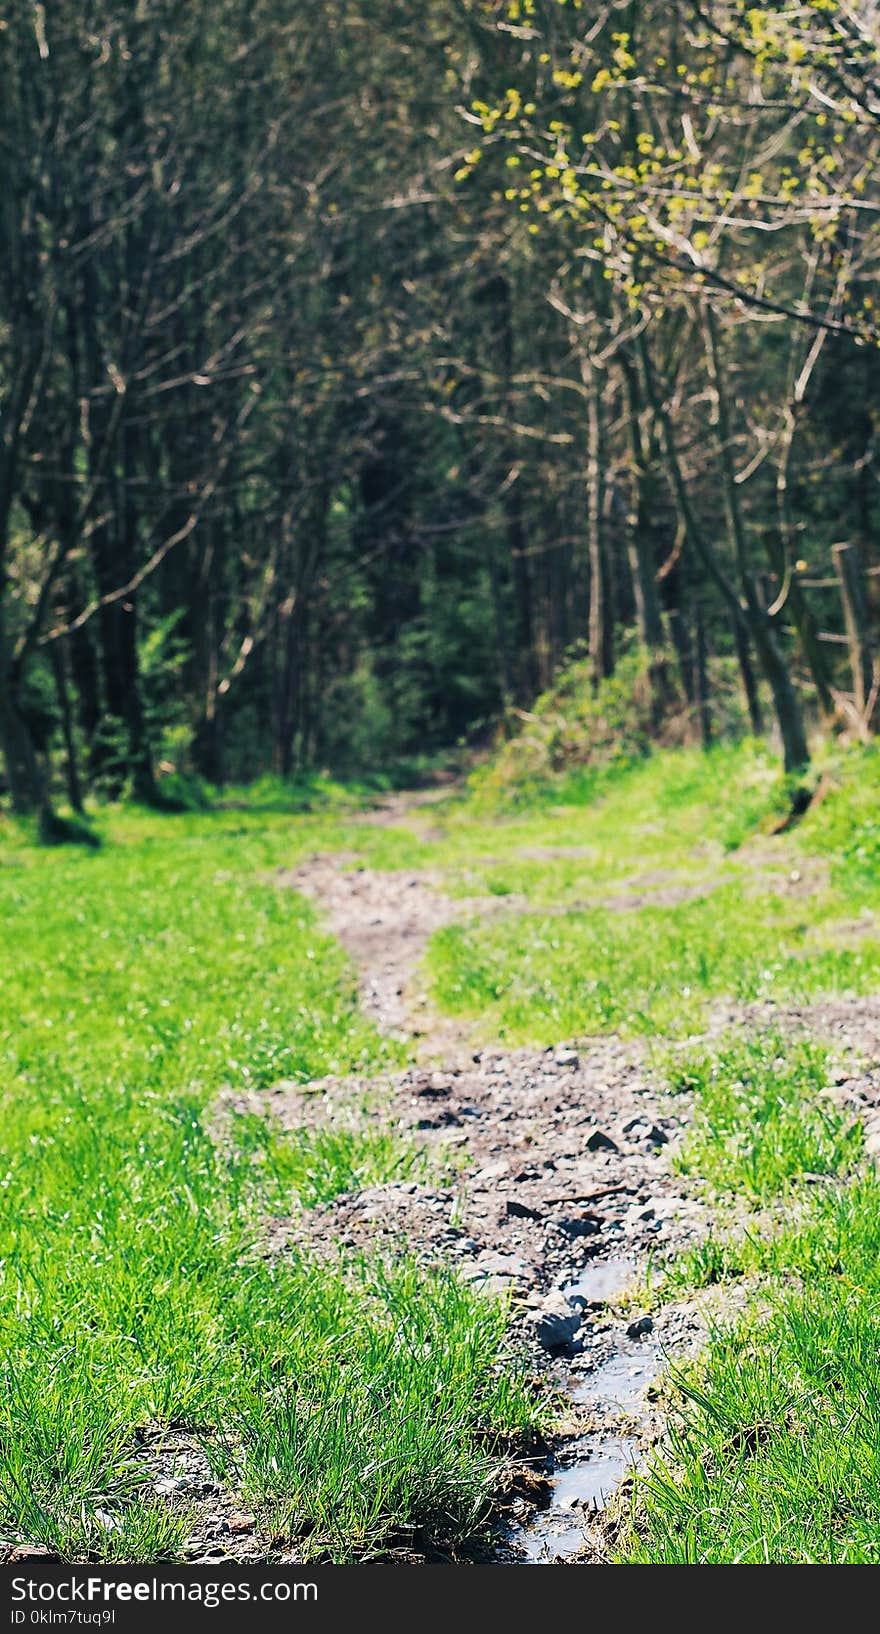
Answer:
[3,734,879,1564]
[421,741,880,1040]
[0,803,533,1562]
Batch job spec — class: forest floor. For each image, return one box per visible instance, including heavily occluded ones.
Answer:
[2,739,880,1564]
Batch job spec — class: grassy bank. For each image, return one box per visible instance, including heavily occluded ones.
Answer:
[424,741,880,1040]
[621,1033,880,1564]
[0,806,534,1561]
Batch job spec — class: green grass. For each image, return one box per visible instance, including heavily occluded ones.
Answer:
[621,1033,880,1564]
[625,1272,880,1564]
[427,888,880,1041]
[0,809,535,1561]
[418,741,880,1042]
[667,1032,862,1200]
[4,732,880,1564]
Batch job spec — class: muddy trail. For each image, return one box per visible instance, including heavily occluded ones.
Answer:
[254,822,720,1562]
[147,803,880,1568]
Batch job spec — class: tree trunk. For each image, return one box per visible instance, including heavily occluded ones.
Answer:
[668,604,694,703]
[693,599,712,749]
[833,541,877,725]
[619,347,667,653]
[0,682,47,817]
[49,641,84,813]
[699,307,810,771]
[486,530,515,717]
[586,364,613,684]
[91,568,157,801]
[747,584,809,771]
[731,612,765,736]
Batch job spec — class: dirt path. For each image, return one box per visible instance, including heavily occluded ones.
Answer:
[265,839,726,1562]
[277,855,497,1048]
[267,824,880,1562]
[136,800,880,1568]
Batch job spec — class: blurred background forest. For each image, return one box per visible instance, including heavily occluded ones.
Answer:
[2,0,879,822]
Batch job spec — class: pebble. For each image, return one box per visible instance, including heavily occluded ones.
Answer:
[506,1199,541,1220]
[535,1297,583,1352]
[557,1214,602,1239]
[586,1129,619,1153]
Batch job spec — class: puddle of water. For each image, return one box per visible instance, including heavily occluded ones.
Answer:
[568,1347,660,1412]
[561,1256,635,1306]
[506,1438,637,1562]
[511,1520,590,1564]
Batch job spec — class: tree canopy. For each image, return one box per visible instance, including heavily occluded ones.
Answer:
[1,0,878,816]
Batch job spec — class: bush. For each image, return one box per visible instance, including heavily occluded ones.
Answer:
[469,650,690,807]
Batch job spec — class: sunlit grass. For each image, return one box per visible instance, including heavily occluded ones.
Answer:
[621,1032,880,1564]
[667,1032,862,1199]
[0,812,534,1561]
[3,734,880,1562]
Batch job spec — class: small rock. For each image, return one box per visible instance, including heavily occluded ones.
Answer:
[506,1198,541,1220]
[416,1111,462,1129]
[463,1251,529,1283]
[622,1116,668,1145]
[557,1213,602,1239]
[586,1129,619,1153]
[626,1315,654,1340]
[414,1080,450,1100]
[554,1049,580,1069]
[535,1297,582,1353]
[227,1514,256,1535]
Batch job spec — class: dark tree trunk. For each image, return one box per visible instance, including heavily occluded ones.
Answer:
[693,599,712,749]
[747,588,809,772]
[90,544,156,802]
[668,604,695,703]
[485,529,515,716]
[699,307,809,771]
[586,364,613,683]
[49,641,84,813]
[731,612,765,736]
[0,681,47,817]
[833,541,877,725]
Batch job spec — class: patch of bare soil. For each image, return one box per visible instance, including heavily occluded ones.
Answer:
[258,846,733,1562]
[277,855,509,1046]
[264,1047,706,1298]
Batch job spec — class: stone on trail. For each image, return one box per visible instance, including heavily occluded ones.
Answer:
[506,1198,542,1220]
[623,1115,669,1145]
[626,1315,654,1340]
[534,1295,583,1353]
[586,1129,619,1153]
[556,1214,602,1239]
